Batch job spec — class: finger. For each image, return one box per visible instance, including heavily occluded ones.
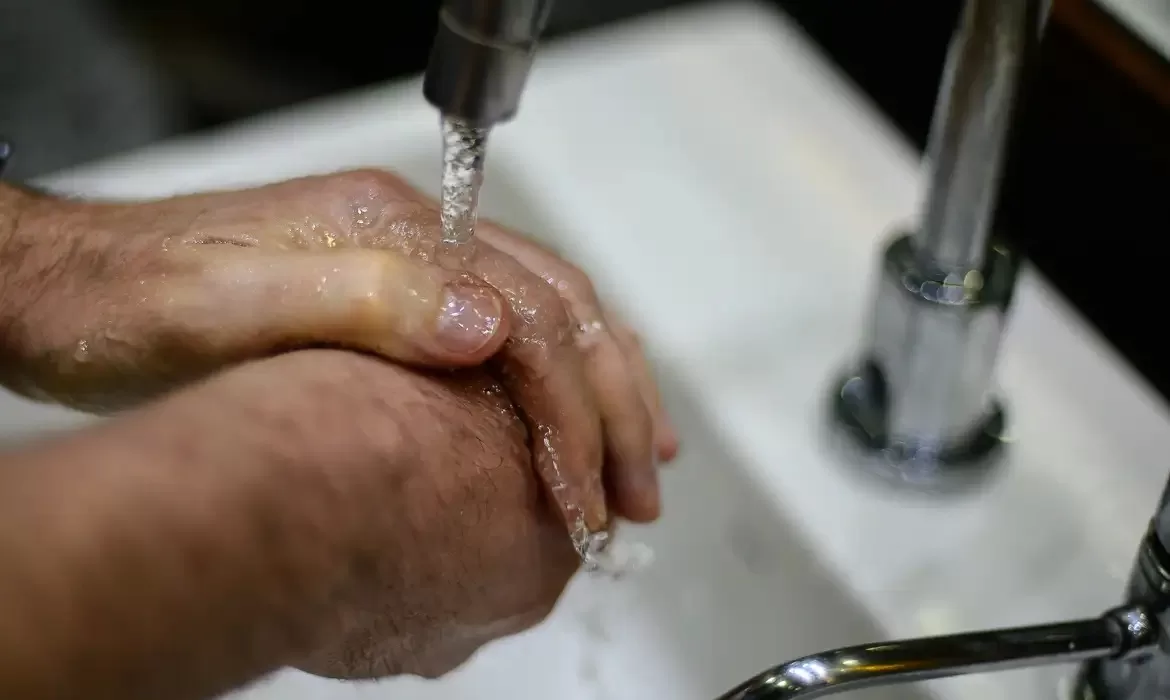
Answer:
[472,224,683,451]
[475,222,673,465]
[177,247,509,366]
[606,314,680,463]
[494,338,609,549]
[467,250,609,552]
[312,175,611,553]
[577,326,660,522]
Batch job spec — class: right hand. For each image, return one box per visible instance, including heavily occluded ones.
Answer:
[210,350,579,679]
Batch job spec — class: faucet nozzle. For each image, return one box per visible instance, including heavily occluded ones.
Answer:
[423,0,556,128]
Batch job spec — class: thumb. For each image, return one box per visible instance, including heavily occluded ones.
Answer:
[184,248,509,367]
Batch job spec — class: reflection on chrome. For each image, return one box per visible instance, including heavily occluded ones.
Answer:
[715,608,1155,699]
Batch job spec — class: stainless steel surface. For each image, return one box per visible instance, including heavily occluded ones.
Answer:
[1153,478,1170,555]
[423,0,555,127]
[831,233,1017,489]
[917,0,1042,272]
[1076,478,1170,699]
[830,0,1042,488]
[715,606,1155,700]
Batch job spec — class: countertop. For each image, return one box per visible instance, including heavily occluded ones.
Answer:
[1097,0,1170,59]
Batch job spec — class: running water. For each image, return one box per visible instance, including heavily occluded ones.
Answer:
[440,116,489,245]
[437,114,651,577]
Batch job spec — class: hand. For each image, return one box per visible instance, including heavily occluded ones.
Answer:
[0,349,579,695]
[0,170,677,544]
[222,350,578,679]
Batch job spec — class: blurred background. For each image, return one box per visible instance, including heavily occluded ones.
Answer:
[1,0,1168,398]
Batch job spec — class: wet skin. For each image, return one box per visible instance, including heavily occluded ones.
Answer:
[0,168,678,562]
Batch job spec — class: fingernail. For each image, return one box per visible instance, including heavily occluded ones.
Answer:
[437,283,502,353]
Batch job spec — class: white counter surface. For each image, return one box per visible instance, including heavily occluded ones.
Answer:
[1097,0,1170,61]
[26,3,1170,699]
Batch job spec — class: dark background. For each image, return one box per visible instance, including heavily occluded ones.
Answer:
[3,0,1169,401]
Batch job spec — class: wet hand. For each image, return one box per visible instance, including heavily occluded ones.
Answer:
[361,173,680,535]
[0,170,677,542]
[187,350,581,680]
[0,177,512,408]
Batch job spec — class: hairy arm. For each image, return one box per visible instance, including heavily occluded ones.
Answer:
[0,182,29,255]
[0,355,402,700]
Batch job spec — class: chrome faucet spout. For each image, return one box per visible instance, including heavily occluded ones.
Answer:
[716,606,1156,700]
[916,0,1043,272]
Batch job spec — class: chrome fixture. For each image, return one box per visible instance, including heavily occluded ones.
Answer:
[716,605,1155,699]
[830,0,1041,489]
[715,473,1170,699]
[717,0,1170,696]
[423,0,555,129]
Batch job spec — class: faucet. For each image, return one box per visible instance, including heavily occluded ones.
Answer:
[714,471,1170,700]
[713,2,1170,693]
[715,605,1155,699]
[420,0,1037,491]
[421,0,1034,490]
[423,0,554,129]
[829,0,1043,490]
[421,1,1170,699]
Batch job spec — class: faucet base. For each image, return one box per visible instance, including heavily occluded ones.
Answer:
[829,368,1007,493]
[826,231,1017,494]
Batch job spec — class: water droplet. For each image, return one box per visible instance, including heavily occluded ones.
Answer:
[352,204,375,229]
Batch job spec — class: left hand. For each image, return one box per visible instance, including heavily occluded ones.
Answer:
[0,170,678,529]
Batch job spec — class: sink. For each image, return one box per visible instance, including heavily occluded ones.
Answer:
[208,157,931,700]
[2,142,933,700]
[26,3,1170,700]
[227,372,923,700]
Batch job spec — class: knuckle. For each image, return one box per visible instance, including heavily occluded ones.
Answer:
[347,254,404,325]
[527,282,574,337]
[334,168,412,202]
[558,265,600,304]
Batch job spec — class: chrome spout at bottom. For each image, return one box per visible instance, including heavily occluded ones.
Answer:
[715,606,1156,700]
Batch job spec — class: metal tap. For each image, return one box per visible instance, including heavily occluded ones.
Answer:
[830,0,1043,489]
[715,465,1170,700]
[1075,478,1170,700]
[423,0,555,128]
[715,606,1155,699]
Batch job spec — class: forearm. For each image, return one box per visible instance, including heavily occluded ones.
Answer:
[0,369,372,700]
[0,181,31,257]
[0,181,57,387]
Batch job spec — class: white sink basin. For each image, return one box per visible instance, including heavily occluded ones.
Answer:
[213,158,931,700]
[23,3,1170,700]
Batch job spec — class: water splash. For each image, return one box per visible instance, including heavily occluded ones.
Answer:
[537,423,654,575]
[440,116,489,245]
[436,116,653,577]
